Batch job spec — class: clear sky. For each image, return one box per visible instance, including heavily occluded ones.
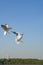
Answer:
[0,0,43,59]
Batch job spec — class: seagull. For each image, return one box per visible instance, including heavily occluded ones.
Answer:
[12,31,23,44]
[1,24,12,35]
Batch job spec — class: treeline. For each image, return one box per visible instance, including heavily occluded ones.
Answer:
[0,58,43,64]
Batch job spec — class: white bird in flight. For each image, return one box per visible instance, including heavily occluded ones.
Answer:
[1,24,12,35]
[12,31,23,44]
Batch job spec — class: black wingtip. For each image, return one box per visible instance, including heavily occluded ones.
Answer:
[11,31,18,35]
[11,31,16,34]
[1,25,4,27]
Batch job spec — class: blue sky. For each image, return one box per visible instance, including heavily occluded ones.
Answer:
[0,0,43,59]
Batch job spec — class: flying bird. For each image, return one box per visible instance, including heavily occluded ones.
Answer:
[12,31,23,44]
[1,24,12,35]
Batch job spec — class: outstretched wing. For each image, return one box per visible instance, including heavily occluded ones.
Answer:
[12,31,18,36]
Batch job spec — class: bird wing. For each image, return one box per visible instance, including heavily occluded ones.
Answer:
[12,31,18,35]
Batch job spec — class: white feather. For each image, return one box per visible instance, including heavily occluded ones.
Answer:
[4,31,7,35]
[5,24,9,28]
[17,34,21,40]
[15,39,20,44]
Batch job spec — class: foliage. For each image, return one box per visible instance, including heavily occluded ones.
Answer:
[0,58,43,64]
